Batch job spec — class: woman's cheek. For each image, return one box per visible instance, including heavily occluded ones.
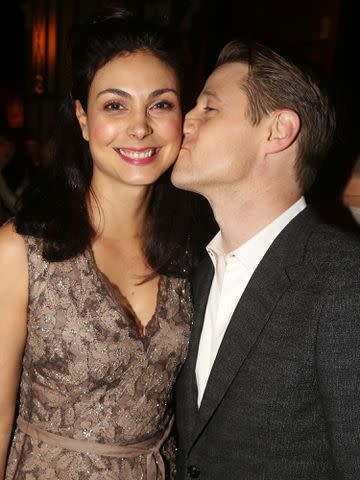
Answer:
[89,117,120,144]
[162,115,183,143]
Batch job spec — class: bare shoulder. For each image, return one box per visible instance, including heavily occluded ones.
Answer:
[0,223,27,277]
[0,225,28,457]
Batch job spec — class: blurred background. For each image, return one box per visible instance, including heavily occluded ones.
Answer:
[0,0,359,228]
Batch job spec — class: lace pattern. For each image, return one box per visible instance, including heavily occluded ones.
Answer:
[6,235,192,479]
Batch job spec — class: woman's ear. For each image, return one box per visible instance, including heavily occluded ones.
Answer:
[75,100,89,141]
[265,109,300,154]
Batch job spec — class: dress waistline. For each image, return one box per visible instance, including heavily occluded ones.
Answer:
[17,415,174,479]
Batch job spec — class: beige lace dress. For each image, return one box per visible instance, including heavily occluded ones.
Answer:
[5,236,192,480]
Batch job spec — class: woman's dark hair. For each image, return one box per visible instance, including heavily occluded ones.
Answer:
[15,6,195,277]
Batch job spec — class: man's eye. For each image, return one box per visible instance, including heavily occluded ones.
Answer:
[104,102,125,111]
[204,106,215,112]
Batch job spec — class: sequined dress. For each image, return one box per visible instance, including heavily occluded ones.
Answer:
[5,235,192,480]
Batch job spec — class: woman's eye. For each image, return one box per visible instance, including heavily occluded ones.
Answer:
[104,102,125,111]
[204,106,215,112]
[151,101,174,110]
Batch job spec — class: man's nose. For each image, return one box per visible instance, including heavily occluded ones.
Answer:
[183,108,197,136]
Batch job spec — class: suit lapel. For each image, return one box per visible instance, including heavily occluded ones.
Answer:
[189,207,321,447]
[178,257,214,449]
[192,250,290,444]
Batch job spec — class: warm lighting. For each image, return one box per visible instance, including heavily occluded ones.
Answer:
[32,0,57,94]
[7,96,24,129]
[32,11,46,94]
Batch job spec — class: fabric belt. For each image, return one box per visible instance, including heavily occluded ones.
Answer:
[17,415,174,479]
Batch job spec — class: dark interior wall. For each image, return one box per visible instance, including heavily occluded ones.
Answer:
[0,0,359,203]
[164,0,342,106]
[0,1,355,120]
[333,0,359,150]
[0,2,26,89]
[0,1,25,129]
[308,0,360,208]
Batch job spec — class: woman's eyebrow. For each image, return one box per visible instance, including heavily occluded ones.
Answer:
[148,88,178,99]
[96,88,131,99]
[96,87,178,99]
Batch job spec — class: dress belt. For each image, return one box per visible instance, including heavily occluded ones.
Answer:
[17,415,174,479]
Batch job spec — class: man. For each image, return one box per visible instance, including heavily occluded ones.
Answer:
[172,40,360,479]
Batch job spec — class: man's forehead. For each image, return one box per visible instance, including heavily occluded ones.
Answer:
[205,62,248,88]
[200,88,221,100]
[200,63,248,100]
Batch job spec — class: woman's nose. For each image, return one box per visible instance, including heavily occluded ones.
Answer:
[127,112,153,139]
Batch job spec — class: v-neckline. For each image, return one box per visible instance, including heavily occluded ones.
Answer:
[85,246,163,338]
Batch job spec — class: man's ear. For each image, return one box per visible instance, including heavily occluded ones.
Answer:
[75,100,89,141]
[265,109,300,154]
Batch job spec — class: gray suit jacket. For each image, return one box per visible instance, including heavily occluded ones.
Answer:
[176,207,360,480]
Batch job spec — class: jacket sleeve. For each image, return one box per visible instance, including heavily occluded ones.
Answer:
[316,260,360,478]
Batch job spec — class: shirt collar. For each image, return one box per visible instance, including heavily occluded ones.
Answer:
[207,197,306,272]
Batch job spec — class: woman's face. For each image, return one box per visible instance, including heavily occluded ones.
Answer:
[75,50,182,188]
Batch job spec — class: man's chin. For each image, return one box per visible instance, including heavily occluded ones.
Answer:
[171,174,196,194]
[170,170,189,190]
[171,163,203,194]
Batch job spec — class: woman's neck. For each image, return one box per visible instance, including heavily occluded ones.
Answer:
[88,178,153,243]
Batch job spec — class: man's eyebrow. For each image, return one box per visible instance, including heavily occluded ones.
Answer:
[201,89,221,101]
[96,87,178,99]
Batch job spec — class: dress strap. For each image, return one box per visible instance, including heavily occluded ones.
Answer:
[17,415,174,479]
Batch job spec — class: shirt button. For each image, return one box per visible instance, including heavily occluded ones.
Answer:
[187,465,201,478]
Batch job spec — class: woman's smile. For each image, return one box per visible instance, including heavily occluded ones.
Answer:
[75,50,182,188]
[113,147,160,165]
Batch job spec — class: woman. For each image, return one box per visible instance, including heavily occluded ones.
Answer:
[0,7,193,480]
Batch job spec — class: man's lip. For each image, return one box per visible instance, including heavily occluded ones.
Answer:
[180,144,190,151]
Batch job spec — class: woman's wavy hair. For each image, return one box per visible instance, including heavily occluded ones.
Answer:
[15,6,195,277]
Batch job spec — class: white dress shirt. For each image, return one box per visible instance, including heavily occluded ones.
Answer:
[195,197,306,406]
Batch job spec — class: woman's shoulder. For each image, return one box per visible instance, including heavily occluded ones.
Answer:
[0,222,27,258]
[0,222,28,279]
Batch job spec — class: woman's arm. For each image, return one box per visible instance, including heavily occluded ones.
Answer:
[0,223,28,479]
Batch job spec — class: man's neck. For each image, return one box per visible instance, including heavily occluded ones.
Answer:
[209,190,302,253]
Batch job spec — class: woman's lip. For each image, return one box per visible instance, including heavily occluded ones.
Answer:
[119,147,158,152]
[113,147,159,165]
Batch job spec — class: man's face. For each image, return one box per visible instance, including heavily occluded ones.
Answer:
[171,62,266,197]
